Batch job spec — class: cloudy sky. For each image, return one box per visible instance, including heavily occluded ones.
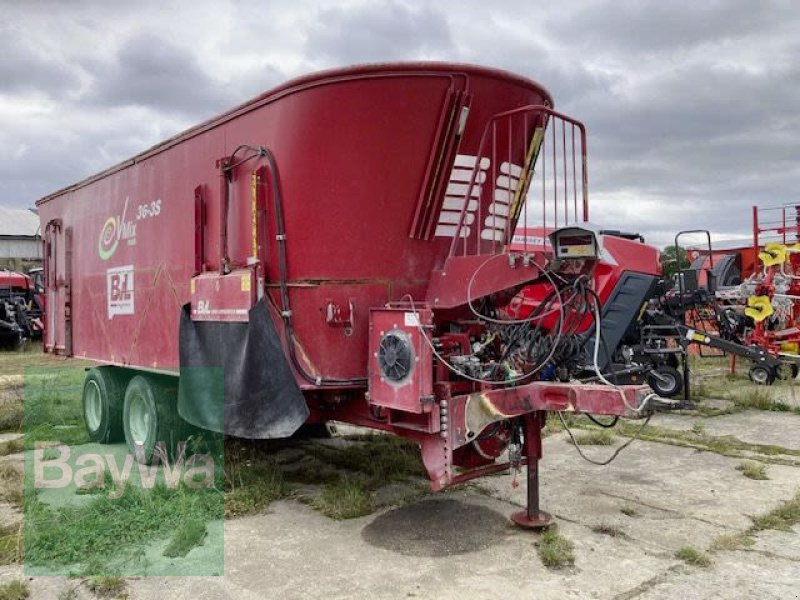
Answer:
[2,0,798,247]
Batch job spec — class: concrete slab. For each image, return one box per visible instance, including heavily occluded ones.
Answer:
[766,383,800,409]
[128,493,674,600]
[749,523,800,562]
[651,410,800,452]
[637,550,800,600]
[9,411,800,599]
[479,432,800,550]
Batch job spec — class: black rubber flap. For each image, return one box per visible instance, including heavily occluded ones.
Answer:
[178,298,309,438]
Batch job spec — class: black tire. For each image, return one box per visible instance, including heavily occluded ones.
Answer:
[749,365,776,386]
[123,374,188,464]
[647,365,683,397]
[774,363,799,381]
[83,367,129,443]
[666,353,680,370]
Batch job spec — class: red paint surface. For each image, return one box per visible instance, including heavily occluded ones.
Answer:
[37,63,551,373]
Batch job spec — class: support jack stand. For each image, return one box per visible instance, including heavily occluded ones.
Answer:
[511,411,553,530]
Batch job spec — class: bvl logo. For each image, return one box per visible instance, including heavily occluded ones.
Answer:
[107,265,135,319]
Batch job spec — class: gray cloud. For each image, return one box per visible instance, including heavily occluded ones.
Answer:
[1,0,799,250]
[548,0,796,54]
[305,1,454,65]
[83,33,233,119]
[0,24,81,95]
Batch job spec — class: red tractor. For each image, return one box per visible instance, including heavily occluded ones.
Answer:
[0,268,43,347]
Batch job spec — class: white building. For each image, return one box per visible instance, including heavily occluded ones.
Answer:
[0,206,41,267]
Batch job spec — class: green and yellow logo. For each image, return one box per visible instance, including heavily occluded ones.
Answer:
[98,216,119,260]
[98,197,137,261]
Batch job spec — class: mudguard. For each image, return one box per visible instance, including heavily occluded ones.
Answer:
[177,298,309,438]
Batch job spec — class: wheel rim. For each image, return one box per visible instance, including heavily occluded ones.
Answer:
[657,373,676,393]
[85,380,103,432]
[752,368,768,384]
[128,393,153,445]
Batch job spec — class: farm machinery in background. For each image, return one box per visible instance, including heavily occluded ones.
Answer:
[0,268,43,347]
[507,214,800,403]
[642,206,800,391]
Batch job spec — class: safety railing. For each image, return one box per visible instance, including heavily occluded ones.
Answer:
[753,204,800,251]
[446,105,588,257]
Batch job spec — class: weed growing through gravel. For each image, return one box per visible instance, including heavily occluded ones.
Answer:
[710,533,755,552]
[312,435,425,488]
[571,428,614,446]
[614,421,800,462]
[750,492,800,531]
[592,521,627,538]
[0,463,22,508]
[737,461,769,480]
[87,575,127,598]
[0,523,22,565]
[312,477,373,520]
[0,578,28,600]
[675,545,711,567]
[224,441,289,518]
[620,505,637,517]
[734,388,790,412]
[57,586,79,600]
[536,526,575,568]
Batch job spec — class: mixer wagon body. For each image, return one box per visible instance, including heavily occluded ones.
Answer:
[38,63,651,527]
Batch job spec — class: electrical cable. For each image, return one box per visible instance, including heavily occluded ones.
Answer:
[585,414,618,428]
[401,288,569,385]
[558,411,652,466]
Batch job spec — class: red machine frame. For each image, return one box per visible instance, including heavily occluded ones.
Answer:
[38,63,651,528]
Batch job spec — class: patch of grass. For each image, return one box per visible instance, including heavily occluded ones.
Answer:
[737,461,769,480]
[690,380,709,400]
[0,463,22,508]
[675,545,711,567]
[0,437,23,457]
[571,428,614,446]
[312,478,373,520]
[0,392,24,433]
[24,481,223,572]
[733,388,790,412]
[224,441,289,518]
[0,524,23,565]
[615,421,800,463]
[620,505,637,517]
[543,412,569,437]
[57,587,79,600]
[592,521,627,538]
[536,526,575,569]
[22,367,91,447]
[312,435,425,489]
[163,518,206,558]
[750,492,800,532]
[710,532,755,552]
[283,463,342,486]
[0,579,28,600]
[87,575,126,598]
[690,422,705,435]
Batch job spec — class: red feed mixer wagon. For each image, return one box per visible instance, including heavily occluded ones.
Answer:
[37,63,653,528]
